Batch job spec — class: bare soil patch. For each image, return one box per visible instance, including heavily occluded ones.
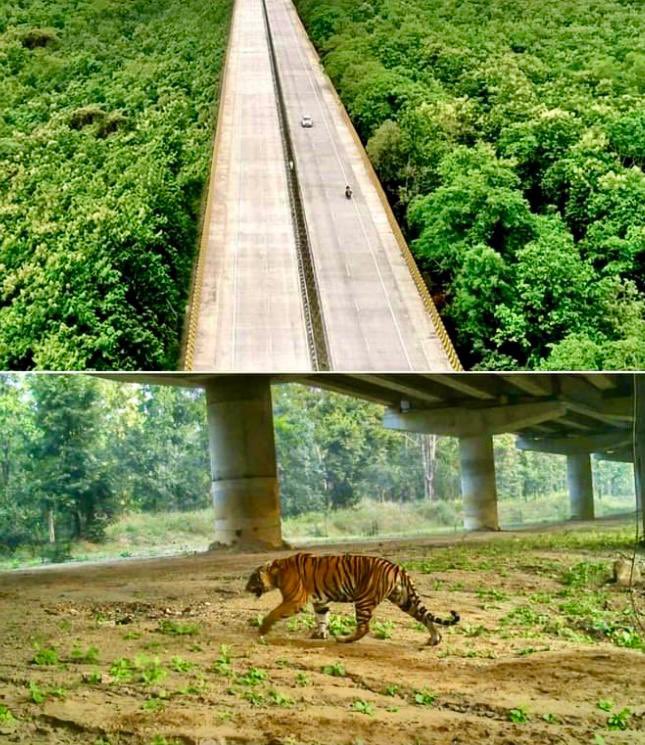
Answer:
[0,528,643,744]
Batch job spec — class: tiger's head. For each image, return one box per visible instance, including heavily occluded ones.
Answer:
[245,561,278,598]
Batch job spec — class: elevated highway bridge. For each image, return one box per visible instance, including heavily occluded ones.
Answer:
[184,0,459,372]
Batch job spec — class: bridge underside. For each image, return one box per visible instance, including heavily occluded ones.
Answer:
[100,373,643,549]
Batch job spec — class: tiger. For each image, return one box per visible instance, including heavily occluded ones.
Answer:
[245,552,460,645]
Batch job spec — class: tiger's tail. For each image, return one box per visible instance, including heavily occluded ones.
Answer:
[394,568,460,630]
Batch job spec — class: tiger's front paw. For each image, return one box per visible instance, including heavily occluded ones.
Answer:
[310,629,329,640]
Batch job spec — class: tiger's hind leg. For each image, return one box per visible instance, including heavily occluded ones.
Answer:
[335,599,375,643]
[258,600,303,636]
[388,584,441,646]
[310,602,330,640]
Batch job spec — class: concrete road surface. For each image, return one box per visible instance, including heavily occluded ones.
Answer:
[189,0,311,371]
[187,0,457,371]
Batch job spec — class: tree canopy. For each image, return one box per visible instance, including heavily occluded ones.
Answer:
[0,0,232,369]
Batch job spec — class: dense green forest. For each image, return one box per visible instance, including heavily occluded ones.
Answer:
[0,376,634,562]
[0,0,232,369]
[295,0,645,370]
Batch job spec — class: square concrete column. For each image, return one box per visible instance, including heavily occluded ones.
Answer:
[635,375,645,539]
[459,434,500,530]
[205,376,282,548]
[566,452,595,520]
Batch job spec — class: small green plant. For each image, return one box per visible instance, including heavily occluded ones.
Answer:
[528,592,553,604]
[501,606,548,627]
[287,613,315,632]
[248,614,262,628]
[157,619,199,636]
[597,699,614,712]
[372,620,395,639]
[322,662,346,677]
[295,672,310,686]
[0,705,15,723]
[384,684,399,696]
[243,690,265,707]
[123,631,142,640]
[49,686,67,699]
[110,658,134,683]
[178,676,209,696]
[351,700,375,715]
[607,707,631,731]
[211,645,233,676]
[71,645,99,664]
[609,627,643,650]
[328,615,356,637]
[413,690,436,706]
[476,588,507,602]
[84,671,103,684]
[508,707,530,723]
[28,681,46,704]
[170,656,193,673]
[562,562,607,588]
[237,667,268,686]
[135,656,167,685]
[542,713,559,724]
[268,689,294,707]
[32,646,59,666]
[143,697,166,712]
[216,711,233,722]
[462,624,487,638]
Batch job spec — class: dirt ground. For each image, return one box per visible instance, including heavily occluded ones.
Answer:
[0,523,644,745]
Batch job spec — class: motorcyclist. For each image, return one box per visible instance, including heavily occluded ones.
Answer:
[345,184,353,199]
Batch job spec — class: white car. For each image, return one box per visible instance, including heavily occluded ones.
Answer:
[301,115,313,128]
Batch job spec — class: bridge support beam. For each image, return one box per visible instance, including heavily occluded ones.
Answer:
[205,376,282,549]
[566,453,595,520]
[459,435,500,531]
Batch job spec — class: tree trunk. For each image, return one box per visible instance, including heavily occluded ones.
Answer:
[421,434,438,501]
[47,507,56,544]
[73,510,82,539]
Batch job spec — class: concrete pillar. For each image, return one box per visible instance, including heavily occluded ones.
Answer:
[205,376,282,549]
[635,375,645,539]
[566,453,594,520]
[459,434,499,530]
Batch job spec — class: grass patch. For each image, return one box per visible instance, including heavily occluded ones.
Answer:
[322,662,346,677]
[157,619,199,636]
[31,646,59,666]
[0,705,15,723]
